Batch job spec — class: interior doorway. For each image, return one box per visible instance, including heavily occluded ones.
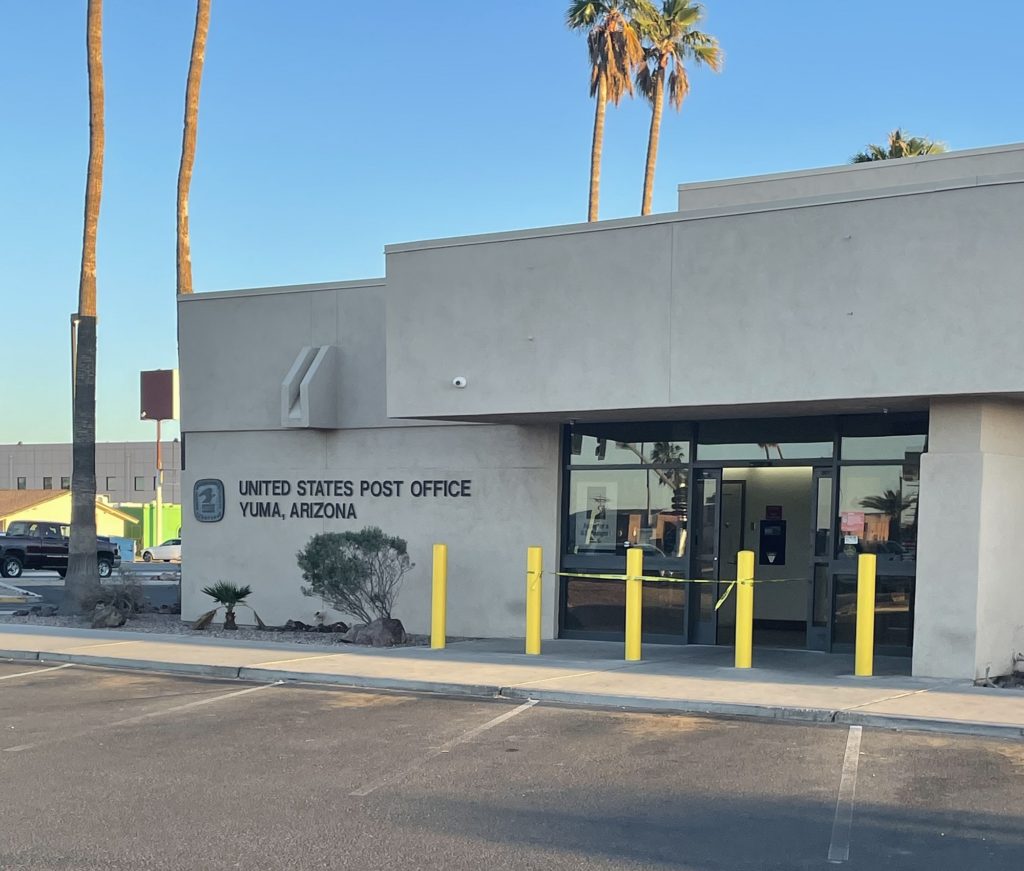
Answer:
[690,465,829,650]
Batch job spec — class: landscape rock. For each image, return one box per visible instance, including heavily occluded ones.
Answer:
[91,604,127,629]
[318,621,349,633]
[12,610,29,617]
[284,619,310,631]
[341,617,406,647]
[39,604,59,617]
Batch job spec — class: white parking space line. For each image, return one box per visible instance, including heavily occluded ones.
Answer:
[827,725,864,864]
[3,681,283,753]
[351,698,539,797]
[0,664,73,681]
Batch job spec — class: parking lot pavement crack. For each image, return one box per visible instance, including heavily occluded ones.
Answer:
[837,686,933,714]
[500,657,672,691]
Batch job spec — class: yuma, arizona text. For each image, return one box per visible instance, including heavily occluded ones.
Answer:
[239,501,357,519]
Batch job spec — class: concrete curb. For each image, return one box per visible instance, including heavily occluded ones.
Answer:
[0,649,41,662]
[498,685,839,724]
[833,709,1024,740]
[3,650,1023,740]
[238,666,500,699]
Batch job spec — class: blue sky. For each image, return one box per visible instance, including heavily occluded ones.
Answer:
[2,0,1023,443]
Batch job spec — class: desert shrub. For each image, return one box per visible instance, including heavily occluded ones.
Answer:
[81,571,145,616]
[297,527,413,623]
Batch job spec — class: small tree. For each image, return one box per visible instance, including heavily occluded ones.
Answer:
[297,527,413,624]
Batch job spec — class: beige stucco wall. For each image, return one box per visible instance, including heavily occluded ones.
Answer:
[180,426,560,635]
[385,148,1024,422]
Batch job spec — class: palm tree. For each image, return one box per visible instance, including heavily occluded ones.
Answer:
[851,129,947,163]
[194,582,264,630]
[860,489,917,543]
[567,0,648,222]
[176,0,211,296]
[634,0,721,215]
[65,0,105,614]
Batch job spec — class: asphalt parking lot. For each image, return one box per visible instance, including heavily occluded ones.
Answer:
[0,660,1021,870]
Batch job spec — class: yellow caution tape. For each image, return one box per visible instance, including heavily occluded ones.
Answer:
[548,571,808,611]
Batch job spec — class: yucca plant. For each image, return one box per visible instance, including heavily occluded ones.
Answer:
[193,582,265,630]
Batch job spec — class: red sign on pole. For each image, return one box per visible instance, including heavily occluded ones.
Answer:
[140,370,179,421]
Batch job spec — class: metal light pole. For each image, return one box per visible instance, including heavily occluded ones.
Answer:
[141,369,178,549]
[155,417,164,545]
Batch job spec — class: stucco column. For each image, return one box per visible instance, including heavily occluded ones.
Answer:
[914,399,1024,679]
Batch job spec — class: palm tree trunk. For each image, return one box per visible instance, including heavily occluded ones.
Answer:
[641,74,665,216]
[65,0,104,614]
[176,0,211,296]
[588,75,607,222]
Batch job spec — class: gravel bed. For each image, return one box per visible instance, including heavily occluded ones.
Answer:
[0,613,432,647]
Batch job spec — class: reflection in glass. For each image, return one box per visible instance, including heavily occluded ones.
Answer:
[812,564,829,627]
[693,474,718,584]
[833,574,913,648]
[697,441,833,461]
[837,465,919,560]
[815,475,832,558]
[567,469,688,558]
[563,578,684,636]
[840,434,926,461]
[570,435,690,466]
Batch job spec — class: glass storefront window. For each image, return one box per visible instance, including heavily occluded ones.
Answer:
[567,468,688,559]
[563,578,685,636]
[841,434,927,461]
[833,574,913,648]
[697,441,833,461]
[570,429,689,466]
[836,465,920,560]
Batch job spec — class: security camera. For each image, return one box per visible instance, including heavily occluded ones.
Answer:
[452,376,468,389]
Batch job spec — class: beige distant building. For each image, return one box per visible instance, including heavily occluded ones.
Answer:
[0,490,135,538]
[1,441,182,505]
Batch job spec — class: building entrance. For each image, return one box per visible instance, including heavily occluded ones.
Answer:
[689,466,832,651]
[559,415,923,656]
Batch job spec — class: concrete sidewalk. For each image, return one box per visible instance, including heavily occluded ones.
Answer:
[1,624,1022,738]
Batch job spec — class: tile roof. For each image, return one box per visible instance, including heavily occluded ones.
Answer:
[0,489,63,518]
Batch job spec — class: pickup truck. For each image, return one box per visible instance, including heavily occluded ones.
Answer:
[0,520,121,580]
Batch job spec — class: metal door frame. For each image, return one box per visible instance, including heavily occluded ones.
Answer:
[687,467,722,645]
[806,467,834,651]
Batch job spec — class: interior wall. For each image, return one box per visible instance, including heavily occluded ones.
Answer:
[724,467,813,623]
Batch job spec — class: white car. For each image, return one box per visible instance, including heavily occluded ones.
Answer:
[142,539,182,562]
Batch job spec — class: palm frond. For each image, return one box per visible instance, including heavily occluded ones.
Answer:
[201,581,253,608]
[244,605,267,630]
[192,608,218,630]
[667,64,690,110]
[852,129,948,163]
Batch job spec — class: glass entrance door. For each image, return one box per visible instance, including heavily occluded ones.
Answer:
[688,469,721,645]
[807,468,833,651]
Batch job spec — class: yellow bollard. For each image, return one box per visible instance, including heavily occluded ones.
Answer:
[734,550,755,668]
[525,546,543,655]
[855,553,877,677]
[431,543,447,649]
[624,546,644,661]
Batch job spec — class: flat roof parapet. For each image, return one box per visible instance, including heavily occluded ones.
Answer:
[676,142,1024,212]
